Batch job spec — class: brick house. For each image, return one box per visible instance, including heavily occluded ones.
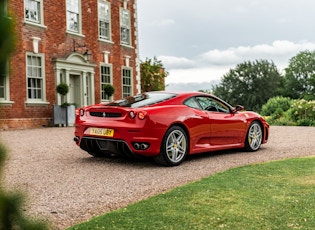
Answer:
[1,0,140,129]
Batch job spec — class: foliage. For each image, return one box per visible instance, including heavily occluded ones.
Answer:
[262,98,315,126]
[284,50,315,100]
[140,57,169,92]
[68,157,315,230]
[102,84,115,97]
[56,82,69,96]
[212,60,283,112]
[0,3,15,76]
[289,99,315,126]
[260,96,293,117]
[0,1,48,228]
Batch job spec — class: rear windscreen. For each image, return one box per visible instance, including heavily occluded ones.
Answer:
[107,92,177,108]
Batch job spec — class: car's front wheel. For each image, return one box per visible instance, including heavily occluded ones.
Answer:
[154,126,188,166]
[245,121,263,151]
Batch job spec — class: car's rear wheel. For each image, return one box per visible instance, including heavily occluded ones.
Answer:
[154,126,188,166]
[245,121,263,151]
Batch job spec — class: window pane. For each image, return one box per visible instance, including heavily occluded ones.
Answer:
[101,65,112,100]
[67,0,79,32]
[120,8,130,45]
[67,12,79,32]
[25,0,40,23]
[26,54,43,100]
[122,68,131,98]
[0,77,5,99]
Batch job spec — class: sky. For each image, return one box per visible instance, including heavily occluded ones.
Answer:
[137,0,315,91]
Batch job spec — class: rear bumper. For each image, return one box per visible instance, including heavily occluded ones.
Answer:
[74,126,164,157]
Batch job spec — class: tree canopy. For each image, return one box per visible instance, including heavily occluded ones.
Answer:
[140,57,168,92]
[284,50,315,100]
[212,60,283,112]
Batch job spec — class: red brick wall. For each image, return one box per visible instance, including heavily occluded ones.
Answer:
[3,0,139,129]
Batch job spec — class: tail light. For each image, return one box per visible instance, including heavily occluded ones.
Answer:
[138,111,147,120]
[129,111,136,119]
[129,110,147,120]
[76,108,85,116]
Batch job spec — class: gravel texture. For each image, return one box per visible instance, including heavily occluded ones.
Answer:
[1,126,315,229]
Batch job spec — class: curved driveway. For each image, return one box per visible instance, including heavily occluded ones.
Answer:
[2,126,315,229]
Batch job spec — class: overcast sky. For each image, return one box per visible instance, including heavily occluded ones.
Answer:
[137,0,315,91]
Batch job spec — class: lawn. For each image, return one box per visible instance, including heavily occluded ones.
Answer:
[68,156,315,229]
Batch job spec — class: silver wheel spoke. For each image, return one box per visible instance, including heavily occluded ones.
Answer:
[248,123,262,150]
[165,129,187,163]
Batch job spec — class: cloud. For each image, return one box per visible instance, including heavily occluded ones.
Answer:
[150,19,175,27]
[158,56,195,69]
[159,40,315,89]
[161,40,315,70]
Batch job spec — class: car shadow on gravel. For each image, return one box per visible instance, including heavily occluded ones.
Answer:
[74,147,263,168]
[76,154,158,167]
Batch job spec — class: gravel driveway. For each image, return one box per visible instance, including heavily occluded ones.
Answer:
[1,126,315,229]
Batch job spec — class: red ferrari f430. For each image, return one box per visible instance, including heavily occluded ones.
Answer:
[74,91,269,166]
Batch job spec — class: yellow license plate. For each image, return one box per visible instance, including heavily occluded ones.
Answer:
[90,128,114,137]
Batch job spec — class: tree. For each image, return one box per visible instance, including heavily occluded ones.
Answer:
[284,50,315,100]
[0,1,47,229]
[212,60,284,111]
[140,57,169,92]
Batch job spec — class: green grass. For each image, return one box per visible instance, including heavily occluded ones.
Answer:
[68,157,315,230]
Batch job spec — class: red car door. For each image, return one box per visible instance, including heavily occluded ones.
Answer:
[196,96,246,147]
[207,111,246,146]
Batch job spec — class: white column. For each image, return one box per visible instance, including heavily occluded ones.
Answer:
[65,70,70,104]
[82,72,87,107]
[55,68,61,105]
[90,72,95,105]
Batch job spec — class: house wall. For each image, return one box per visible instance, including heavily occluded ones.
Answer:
[1,0,140,129]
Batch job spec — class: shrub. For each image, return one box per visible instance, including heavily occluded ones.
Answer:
[289,99,315,126]
[56,83,69,96]
[102,84,115,97]
[261,96,293,117]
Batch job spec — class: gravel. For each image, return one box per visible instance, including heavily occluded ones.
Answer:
[1,126,315,229]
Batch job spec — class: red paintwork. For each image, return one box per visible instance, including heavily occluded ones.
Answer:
[74,92,269,157]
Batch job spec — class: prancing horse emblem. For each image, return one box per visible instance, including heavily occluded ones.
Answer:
[102,112,106,117]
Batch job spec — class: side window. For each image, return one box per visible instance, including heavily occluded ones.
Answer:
[66,0,81,33]
[120,8,131,46]
[122,67,132,98]
[196,96,230,113]
[100,64,113,101]
[24,0,44,25]
[26,53,46,102]
[98,0,111,41]
[184,97,200,109]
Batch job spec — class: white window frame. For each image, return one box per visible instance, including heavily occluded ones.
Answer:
[0,61,13,104]
[100,64,113,101]
[120,8,131,46]
[24,0,45,27]
[122,67,133,98]
[98,0,111,41]
[25,52,47,105]
[66,0,82,34]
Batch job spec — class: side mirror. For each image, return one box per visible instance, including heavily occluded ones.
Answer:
[235,105,244,112]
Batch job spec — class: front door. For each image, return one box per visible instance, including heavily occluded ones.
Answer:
[69,74,82,107]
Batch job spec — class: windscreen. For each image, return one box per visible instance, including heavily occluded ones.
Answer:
[107,92,177,108]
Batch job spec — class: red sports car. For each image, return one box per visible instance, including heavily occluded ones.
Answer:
[74,91,269,166]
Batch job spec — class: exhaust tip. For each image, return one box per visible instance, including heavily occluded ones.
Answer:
[73,136,80,143]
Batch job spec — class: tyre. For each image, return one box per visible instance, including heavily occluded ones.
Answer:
[245,121,263,151]
[154,126,188,166]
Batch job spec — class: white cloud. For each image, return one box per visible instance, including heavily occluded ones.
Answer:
[158,56,195,69]
[160,40,315,88]
[163,40,315,70]
[150,19,175,27]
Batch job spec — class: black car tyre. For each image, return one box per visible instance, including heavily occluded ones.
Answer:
[245,121,263,151]
[154,126,188,166]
